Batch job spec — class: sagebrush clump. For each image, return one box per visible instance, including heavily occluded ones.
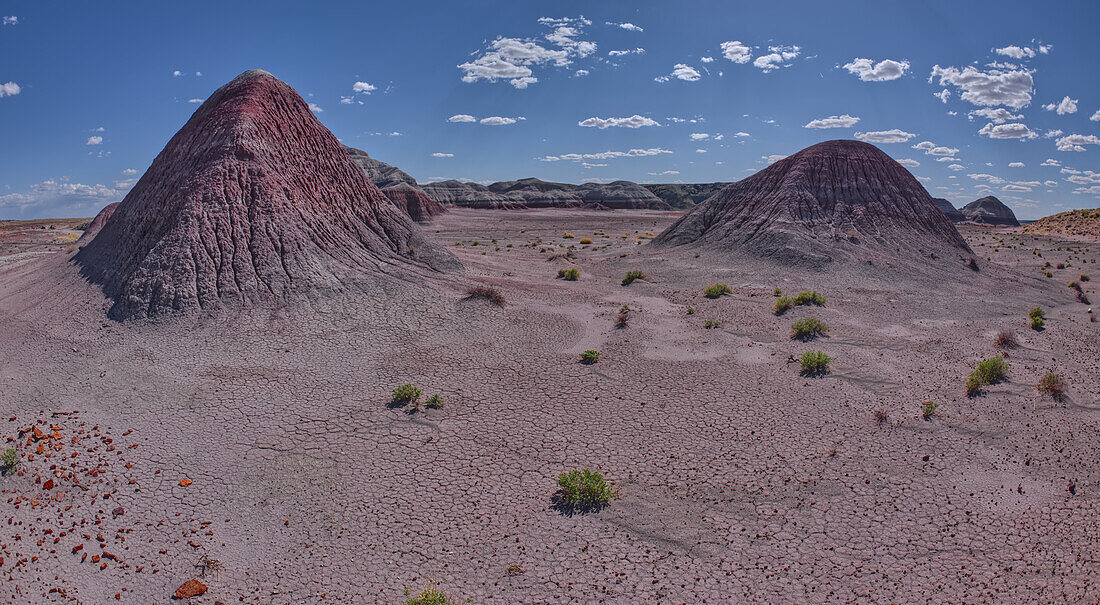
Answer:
[557,268,579,281]
[1037,373,1066,401]
[579,349,600,364]
[966,355,1009,396]
[621,270,646,286]
[391,383,422,407]
[773,296,793,315]
[790,317,829,340]
[799,350,832,376]
[556,468,613,511]
[704,283,732,298]
[993,330,1018,349]
[404,582,461,605]
[0,448,16,475]
[793,290,826,306]
[464,285,505,306]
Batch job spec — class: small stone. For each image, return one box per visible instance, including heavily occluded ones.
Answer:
[173,578,207,599]
[178,479,192,487]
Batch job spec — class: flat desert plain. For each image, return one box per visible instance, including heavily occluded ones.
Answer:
[0,209,1097,603]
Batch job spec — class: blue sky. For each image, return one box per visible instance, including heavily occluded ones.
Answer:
[2,0,1099,219]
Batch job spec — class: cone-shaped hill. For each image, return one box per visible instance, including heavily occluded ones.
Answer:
[75,69,459,319]
[653,140,973,268]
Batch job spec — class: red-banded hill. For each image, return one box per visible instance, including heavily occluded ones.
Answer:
[74,70,458,319]
[653,140,973,268]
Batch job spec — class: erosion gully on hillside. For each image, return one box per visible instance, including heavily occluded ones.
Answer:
[0,209,1098,603]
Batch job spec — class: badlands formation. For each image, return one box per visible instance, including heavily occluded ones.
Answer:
[0,72,1098,603]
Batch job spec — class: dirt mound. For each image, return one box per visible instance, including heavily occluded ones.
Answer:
[75,202,119,245]
[344,146,445,222]
[960,196,1020,226]
[74,69,458,319]
[653,140,973,268]
[1022,208,1100,240]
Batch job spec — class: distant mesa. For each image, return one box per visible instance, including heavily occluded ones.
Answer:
[643,183,732,209]
[932,198,966,223]
[421,177,671,210]
[1022,207,1100,239]
[960,196,1020,227]
[74,69,458,319]
[653,140,973,268]
[76,202,120,245]
[344,146,445,222]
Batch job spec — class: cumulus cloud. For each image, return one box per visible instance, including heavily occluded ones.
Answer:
[578,115,660,129]
[1056,134,1100,152]
[978,122,1038,140]
[0,179,132,218]
[458,17,595,89]
[121,168,137,176]
[1042,96,1077,115]
[172,70,183,77]
[655,64,701,82]
[994,45,1043,59]
[700,56,714,63]
[2,16,17,25]
[447,114,477,123]
[896,158,920,167]
[539,147,673,162]
[479,116,518,125]
[352,81,377,94]
[804,114,860,129]
[1009,162,1025,167]
[763,154,787,165]
[842,58,909,81]
[608,48,644,56]
[1045,180,1059,187]
[912,140,959,157]
[1063,169,1100,185]
[929,65,1034,109]
[948,164,965,171]
[720,41,752,64]
[854,129,916,143]
[0,81,20,98]
[933,89,951,103]
[968,173,1006,184]
[86,136,103,145]
[574,69,589,77]
[968,108,1023,124]
[690,133,709,140]
[432,152,454,158]
[753,45,800,72]
[1040,158,1060,166]
[187,98,204,103]
[308,103,323,113]
[606,21,643,32]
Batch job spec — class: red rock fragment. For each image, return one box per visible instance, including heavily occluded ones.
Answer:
[112,506,125,518]
[173,578,207,599]
[42,479,54,491]
[179,479,192,487]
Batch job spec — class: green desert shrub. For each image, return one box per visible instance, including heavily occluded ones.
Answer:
[621,270,646,286]
[579,349,600,364]
[1037,373,1066,401]
[703,283,732,298]
[1031,315,1045,330]
[424,394,444,409]
[557,268,579,281]
[793,290,826,307]
[1029,307,1045,319]
[579,238,593,244]
[404,583,460,605]
[773,296,793,315]
[0,448,16,475]
[799,350,832,375]
[921,401,939,419]
[790,317,829,340]
[966,355,1008,396]
[556,468,613,511]
[1081,274,1091,282]
[686,306,695,315]
[704,319,722,329]
[773,287,782,297]
[391,383,422,407]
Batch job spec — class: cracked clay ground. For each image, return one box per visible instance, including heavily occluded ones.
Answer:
[0,208,1098,603]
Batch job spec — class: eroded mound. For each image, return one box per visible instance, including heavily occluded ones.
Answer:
[74,69,458,319]
[1022,208,1100,239]
[653,140,973,268]
[344,146,445,222]
[961,195,1020,226]
[75,202,119,245]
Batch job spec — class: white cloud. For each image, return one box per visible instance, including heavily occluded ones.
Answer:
[172,70,183,77]
[804,114,860,129]
[574,69,589,77]
[121,168,137,175]
[1008,162,1025,167]
[896,158,920,167]
[607,21,643,32]
[308,103,323,113]
[929,65,1034,109]
[352,81,377,94]
[648,170,680,175]
[968,108,1023,124]
[1090,109,1100,121]
[432,152,454,158]
[933,89,951,103]
[1045,180,1058,187]
[447,114,477,123]
[1056,134,1100,152]
[978,122,1038,140]
[720,41,752,64]
[734,131,750,137]
[608,48,644,56]
[968,173,1006,184]
[1040,158,1060,167]
[479,116,518,125]
[700,56,714,63]
[948,164,965,171]
[1042,96,1077,115]
[689,133,710,141]
[763,154,787,165]
[458,17,595,89]
[539,148,673,162]
[753,45,800,72]
[655,64,702,82]
[0,179,132,218]
[994,45,1037,59]
[842,58,909,82]
[1064,170,1100,185]
[695,149,707,153]
[578,115,660,129]
[2,16,17,25]
[86,136,103,145]
[0,81,21,98]
[854,129,916,143]
[912,140,959,157]
[187,98,204,103]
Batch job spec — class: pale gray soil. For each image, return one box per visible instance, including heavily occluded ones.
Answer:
[0,208,1097,603]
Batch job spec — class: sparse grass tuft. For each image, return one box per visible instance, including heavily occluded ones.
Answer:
[790,317,829,340]
[615,305,630,328]
[562,231,575,239]
[579,349,600,364]
[579,238,593,245]
[555,469,613,511]
[557,268,579,281]
[425,394,444,409]
[1029,307,1045,330]
[1081,274,1091,282]
[773,297,793,315]
[799,350,832,376]
[773,287,782,297]
[966,355,1008,397]
[921,401,939,419]
[993,330,1018,349]
[1037,373,1066,401]
[704,319,722,329]
[464,285,505,306]
[0,448,16,475]
[404,582,461,605]
[686,306,695,315]
[703,283,732,298]
[793,290,826,306]
[873,410,888,424]
[621,270,647,286]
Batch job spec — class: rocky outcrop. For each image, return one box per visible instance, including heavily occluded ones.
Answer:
[643,183,731,209]
[421,177,670,210]
[960,196,1020,226]
[76,202,120,245]
[344,146,444,222]
[653,140,972,268]
[932,198,966,222]
[74,69,458,320]
[1022,208,1100,239]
